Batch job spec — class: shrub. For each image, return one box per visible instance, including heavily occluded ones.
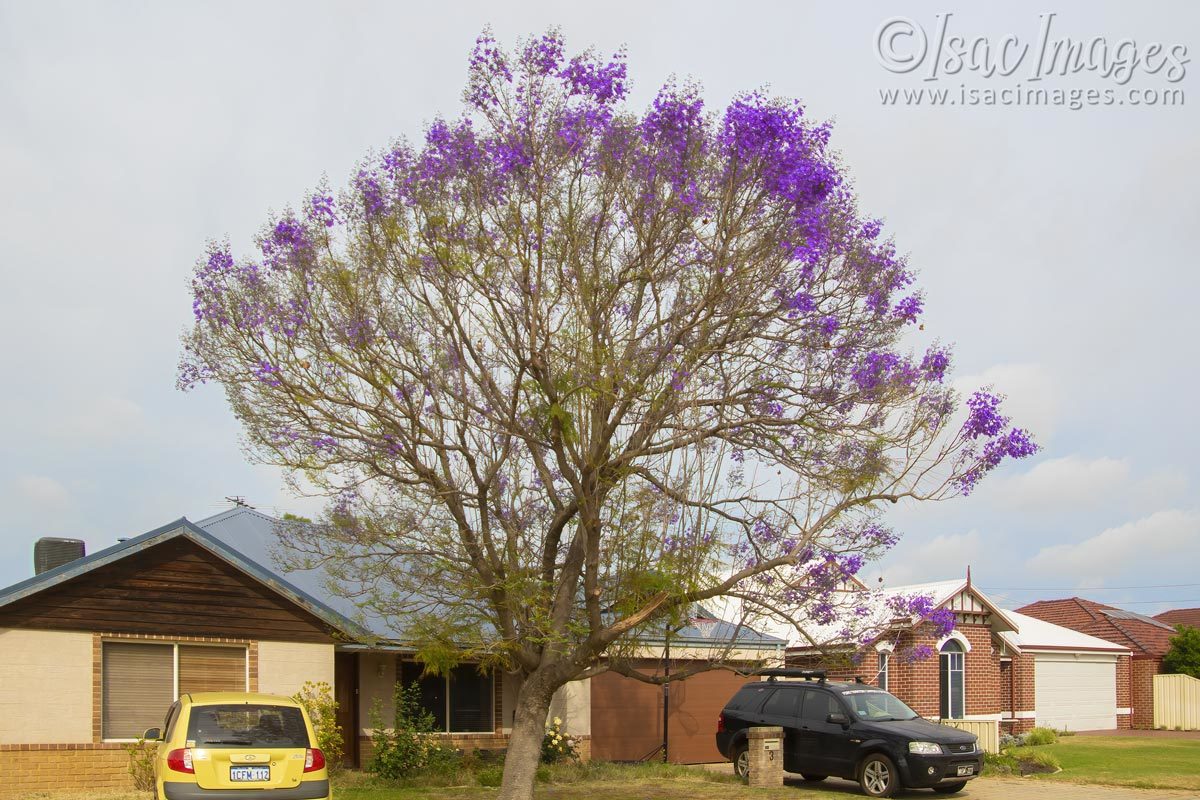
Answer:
[1025,727,1059,746]
[291,680,344,773]
[541,717,579,763]
[1163,625,1200,678]
[368,681,441,780]
[477,766,505,787]
[124,737,156,793]
[535,765,552,783]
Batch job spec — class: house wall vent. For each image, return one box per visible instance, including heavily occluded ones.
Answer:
[34,537,86,575]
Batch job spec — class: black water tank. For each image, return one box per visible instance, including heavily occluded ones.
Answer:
[34,537,86,575]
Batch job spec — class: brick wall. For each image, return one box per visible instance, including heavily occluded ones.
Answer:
[791,625,1006,720]
[0,744,134,794]
[1117,655,1132,729]
[1131,657,1161,730]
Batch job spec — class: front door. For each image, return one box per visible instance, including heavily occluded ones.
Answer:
[334,652,359,768]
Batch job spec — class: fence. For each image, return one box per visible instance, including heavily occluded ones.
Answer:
[1154,673,1200,731]
[928,718,999,753]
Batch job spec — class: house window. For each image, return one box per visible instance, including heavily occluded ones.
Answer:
[877,652,889,691]
[939,639,965,719]
[101,641,247,739]
[400,661,494,733]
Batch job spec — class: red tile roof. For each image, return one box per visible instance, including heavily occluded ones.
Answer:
[1016,597,1177,657]
[1156,608,1200,630]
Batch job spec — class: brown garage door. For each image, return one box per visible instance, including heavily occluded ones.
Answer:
[590,660,752,763]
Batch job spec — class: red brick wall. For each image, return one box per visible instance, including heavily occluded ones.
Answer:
[1116,655,1132,729]
[792,625,1006,720]
[1131,657,1161,730]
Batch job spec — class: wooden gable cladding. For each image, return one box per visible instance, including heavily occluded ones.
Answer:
[949,588,990,626]
[1,535,338,643]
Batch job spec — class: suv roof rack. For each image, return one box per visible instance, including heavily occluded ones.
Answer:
[756,668,826,683]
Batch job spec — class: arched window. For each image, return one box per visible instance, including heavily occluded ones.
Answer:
[939,639,965,719]
[877,652,889,691]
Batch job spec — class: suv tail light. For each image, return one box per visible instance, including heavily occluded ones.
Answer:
[717,712,727,733]
[166,748,194,774]
[304,747,326,773]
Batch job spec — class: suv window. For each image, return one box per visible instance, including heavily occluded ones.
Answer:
[728,683,772,711]
[761,688,801,717]
[801,690,842,721]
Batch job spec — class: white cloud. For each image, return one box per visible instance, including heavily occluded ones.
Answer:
[987,455,1130,511]
[1026,509,1200,587]
[871,529,982,588]
[55,394,145,442]
[13,475,72,509]
[953,363,1060,442]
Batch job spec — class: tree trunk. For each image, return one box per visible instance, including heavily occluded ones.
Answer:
[498,669,562,800]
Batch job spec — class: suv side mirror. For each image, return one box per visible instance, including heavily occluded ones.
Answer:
[826,713,850,727]
[142,727,162,741]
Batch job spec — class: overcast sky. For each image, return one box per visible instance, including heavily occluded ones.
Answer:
[2,1,1197,615]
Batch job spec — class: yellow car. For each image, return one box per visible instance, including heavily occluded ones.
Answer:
[143,692,331,800]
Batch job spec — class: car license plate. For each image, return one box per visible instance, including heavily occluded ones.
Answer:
[230,766,271,782]
[956,765,975,777]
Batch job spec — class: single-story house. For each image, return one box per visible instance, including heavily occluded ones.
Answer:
[787,575,1131,735]
[1018,597,1178,729]
[0,507,782,793]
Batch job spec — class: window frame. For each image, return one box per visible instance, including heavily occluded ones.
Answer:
[939,639,965,719]
[877,651,889,691]
[399,660,496,735]
[100,640,249,742]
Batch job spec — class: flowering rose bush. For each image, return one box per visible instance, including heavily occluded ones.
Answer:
[541,716,579,764]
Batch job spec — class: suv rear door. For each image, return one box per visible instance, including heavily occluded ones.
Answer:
[756,686,805,772]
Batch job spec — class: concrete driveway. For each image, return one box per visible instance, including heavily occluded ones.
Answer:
[779,775,1200,799]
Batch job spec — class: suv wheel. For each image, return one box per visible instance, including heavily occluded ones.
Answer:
[858,753,899,797]
[732,743,749,779]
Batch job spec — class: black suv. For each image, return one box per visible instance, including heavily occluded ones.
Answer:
[716,670,983,797]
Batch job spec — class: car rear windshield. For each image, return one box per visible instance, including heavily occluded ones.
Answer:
[837,689,920,721]
[186,705,309,748]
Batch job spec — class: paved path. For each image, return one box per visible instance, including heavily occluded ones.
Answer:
[780,776,1200,799]
[702,764,1200,799]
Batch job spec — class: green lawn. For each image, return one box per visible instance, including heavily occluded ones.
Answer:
[1022,735,1200,791]
[9,763,830,800]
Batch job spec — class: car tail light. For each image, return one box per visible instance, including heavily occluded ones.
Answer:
[304,747,326,773]
[166,748,194,774]
[717,712,726,733]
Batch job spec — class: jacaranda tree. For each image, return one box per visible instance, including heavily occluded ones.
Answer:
[180,30,1036,799]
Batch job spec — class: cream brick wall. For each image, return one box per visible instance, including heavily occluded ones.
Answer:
[255,641,335,697]
[549,678,591,737]
[357,652,397,734]
[0,629,92,744]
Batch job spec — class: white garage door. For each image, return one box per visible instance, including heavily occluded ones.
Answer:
[1034,654,1117,731]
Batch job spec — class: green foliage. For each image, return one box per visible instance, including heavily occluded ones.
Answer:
[541,717,579,764]
[1025,727,1059,746]
[291,680,344,773]
[368,681,443,780]
[124,737,156,793]
[476,766,505,787]
[281,512,313,522]
[536,765,552,783]
[1164,625,1200,678]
